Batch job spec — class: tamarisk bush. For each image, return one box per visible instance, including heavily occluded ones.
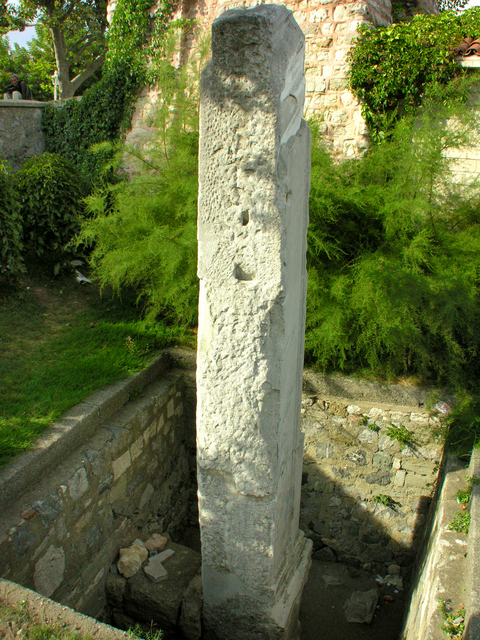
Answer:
[306,86,480,387]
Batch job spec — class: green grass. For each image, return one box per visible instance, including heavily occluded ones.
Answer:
[0,268,193,469]
[438,598,465,638]
[0,600,91,639]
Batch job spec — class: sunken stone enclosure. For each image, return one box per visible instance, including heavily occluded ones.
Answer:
[0,352,198,620]
[2,3,480,639]
[2,348,479,639]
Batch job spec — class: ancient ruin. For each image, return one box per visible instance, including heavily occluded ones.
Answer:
[196,5,312,638]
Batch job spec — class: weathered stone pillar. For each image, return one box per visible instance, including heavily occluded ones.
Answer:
[197,5,312,639]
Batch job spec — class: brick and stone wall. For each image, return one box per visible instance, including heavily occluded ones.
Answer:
[0,101,46,172]
[0,354,196,621]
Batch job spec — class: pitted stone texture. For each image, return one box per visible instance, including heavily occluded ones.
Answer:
[197,6,311,639]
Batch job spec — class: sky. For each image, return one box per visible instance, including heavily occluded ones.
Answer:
[4,0,480,49]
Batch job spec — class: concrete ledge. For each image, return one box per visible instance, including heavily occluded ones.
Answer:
[465,448,480,640]
[0,352,172,512]
[456,57,480,68]
[0,578,131,639]
[0,100,48,108]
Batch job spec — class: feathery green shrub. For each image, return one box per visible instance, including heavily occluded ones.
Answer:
[77,39,207,326]
[306,90,480,387]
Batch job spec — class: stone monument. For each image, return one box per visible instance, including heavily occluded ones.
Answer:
[197,5,312,639]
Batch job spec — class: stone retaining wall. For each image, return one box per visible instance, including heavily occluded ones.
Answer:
[401,448,480,640]
[0,354,197,621]
[0,101,46,172]
[299,372,446,581]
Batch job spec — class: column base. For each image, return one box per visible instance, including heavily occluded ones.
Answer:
[202,533,312,640]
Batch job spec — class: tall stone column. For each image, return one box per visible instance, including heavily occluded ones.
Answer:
[197,6,312,639]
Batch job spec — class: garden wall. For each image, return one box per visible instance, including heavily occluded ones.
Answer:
[401,449,480,640]
[0,352,197,621]
[0,101,46,172]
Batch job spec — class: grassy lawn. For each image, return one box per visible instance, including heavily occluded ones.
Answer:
[0,266,193,469]
[0,600,162,639]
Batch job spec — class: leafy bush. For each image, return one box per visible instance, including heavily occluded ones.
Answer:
[0,160,24,278]
[348,8,480,140]
[306,87,480,387]
[16,153,84,264]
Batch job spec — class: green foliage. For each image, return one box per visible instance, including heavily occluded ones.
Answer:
[348,8,480,140]
[0,161,24,278]
[107,0,172,70]
[447,395,480,454]
[16,153,84,263]
[0,274,186,468]
[385,424,415,446]
[77,41,205,326]
[455,475,479,503]
[41,61,142,187]
[448,511,470,533]
[306,86,480,387]
[438,599,465,637]
[371,494,398,508]
[127,624,164,640]
[6,22,103,102]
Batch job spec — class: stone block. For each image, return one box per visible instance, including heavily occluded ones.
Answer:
[394,470,407,487]
[112,450,131,482]
[124,543,201,634]
[34,545,65,597]
[105,573,127,609]
[145,533,168,553]
[344,589,378,624]
[130,435,144,461]
[144,556,169,583]
[179,573,203,640]
[405,473,428,489]
[402,460,436,475]
[68,467,89,501]
[198,6,311,639]
[310,8,328,21]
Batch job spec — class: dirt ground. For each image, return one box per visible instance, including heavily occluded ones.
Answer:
[300,559,408,640]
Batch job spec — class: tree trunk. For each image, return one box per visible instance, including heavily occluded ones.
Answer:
[50,24,105,99]
[50,24,74,99]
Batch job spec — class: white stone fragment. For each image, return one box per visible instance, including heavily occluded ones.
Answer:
[346,405,362,415]
[144,555,169,583]
[144,533,168,553]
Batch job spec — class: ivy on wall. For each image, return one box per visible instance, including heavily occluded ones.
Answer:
[41,0,173,188]
[348,8,480,140]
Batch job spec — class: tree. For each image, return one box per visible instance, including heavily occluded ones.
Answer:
[13,0,107,99]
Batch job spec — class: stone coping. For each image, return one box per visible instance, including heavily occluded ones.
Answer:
[456,57,480,68]
[0,578,131,639]
[0,100,48,108]
[465,447,480,640]
[0,351,171,513]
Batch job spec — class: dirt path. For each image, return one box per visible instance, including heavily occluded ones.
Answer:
[300,559,408,640]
